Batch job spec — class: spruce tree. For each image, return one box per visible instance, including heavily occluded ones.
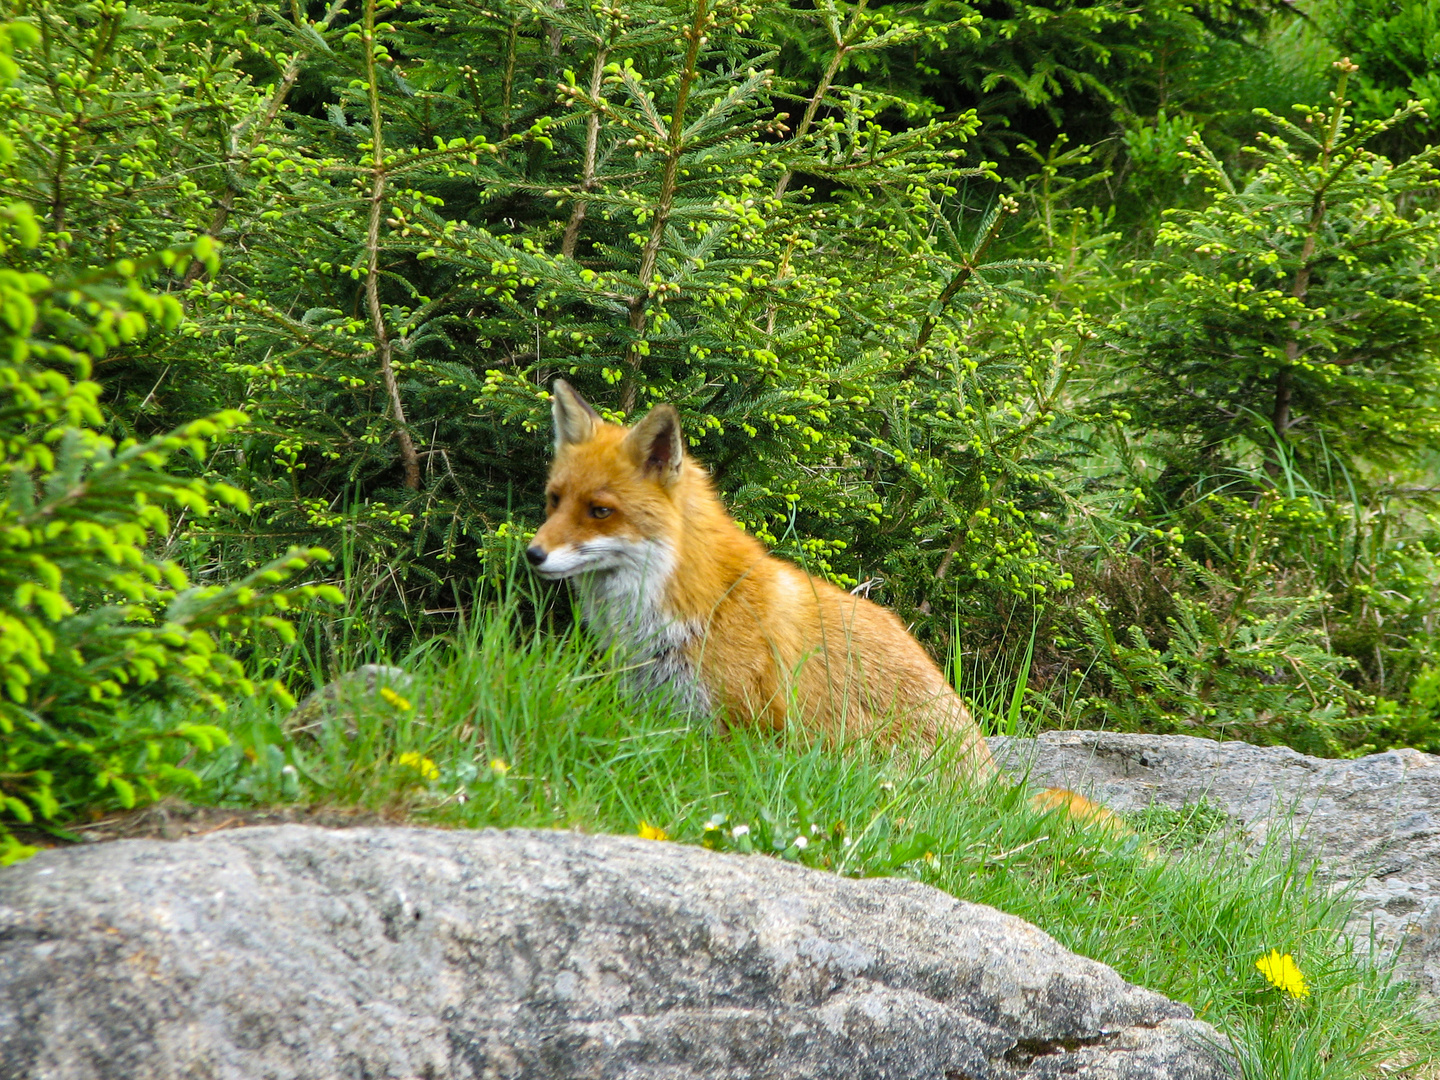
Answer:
[1111,60,1440,494]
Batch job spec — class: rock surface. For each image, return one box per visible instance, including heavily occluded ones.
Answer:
[0,825,1229,1080]
[994,731,1440,1006]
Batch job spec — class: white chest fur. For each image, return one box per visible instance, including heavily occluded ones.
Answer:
[571,538,709,713]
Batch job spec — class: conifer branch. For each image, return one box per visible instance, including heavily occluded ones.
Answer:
[622,0,710,414]
[501,19,519,139]
[905,196,1019,378]
[775,49,843,200]
[560,33,612,259]
[363,0,421,490]
[182,0,351,289]
[775,0,867,198]
[1269,59,1355,479]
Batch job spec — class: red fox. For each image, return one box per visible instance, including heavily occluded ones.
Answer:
[528,380,1121,826]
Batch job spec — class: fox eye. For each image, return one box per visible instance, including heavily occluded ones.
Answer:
[589,505,613,519]
[547,492,560,509]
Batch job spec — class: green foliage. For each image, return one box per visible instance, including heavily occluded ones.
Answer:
[0,0,278,430]
[1373,664,1440,756]
[0,15,344,854]
[4,0,1440,766]
[0,256,341,841]
[1111,63,1440,485]
[8,0,1109,639]
[1073,64,1440,747]
[1062,469,1440,755]
[1126,798,1233,848]
[1073,582,1363,756]
[1312,0,1440,153]
[769,0,1282,145]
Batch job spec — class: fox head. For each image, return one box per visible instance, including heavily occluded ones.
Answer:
[526,380,686,581]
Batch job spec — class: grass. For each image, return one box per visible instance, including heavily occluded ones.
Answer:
[159,582,1440,1080]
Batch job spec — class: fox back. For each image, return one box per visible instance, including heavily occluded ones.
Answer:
[527,380,996,779]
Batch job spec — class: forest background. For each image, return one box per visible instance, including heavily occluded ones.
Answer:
[3,0,1440,850]
[7,0,1440,1071]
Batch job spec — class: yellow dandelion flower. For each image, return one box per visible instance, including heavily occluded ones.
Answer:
[489,758,511,776]
[637,821,668,841]
[379,686,412,711]
[397,751,439,781]
[1256,950,1309,999]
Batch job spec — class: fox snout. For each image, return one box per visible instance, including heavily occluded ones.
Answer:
[525,539,568,577]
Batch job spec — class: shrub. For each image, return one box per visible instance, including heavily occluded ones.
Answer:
[1312,0,1440,154]
[0,18,341,859]
[1110,61,1440,488]
[103,0,1120,646]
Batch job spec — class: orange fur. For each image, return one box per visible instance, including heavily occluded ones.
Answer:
[529,381,1121,826]
[1029,786,1132,837]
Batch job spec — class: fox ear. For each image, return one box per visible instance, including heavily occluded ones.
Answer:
[551,379,600,450]
[624,404,684,484]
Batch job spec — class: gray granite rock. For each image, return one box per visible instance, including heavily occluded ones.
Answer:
[994,731,1440,1007]
[0,825,1230,1080]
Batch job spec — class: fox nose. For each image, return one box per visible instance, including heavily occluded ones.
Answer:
[525,545,547,567]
